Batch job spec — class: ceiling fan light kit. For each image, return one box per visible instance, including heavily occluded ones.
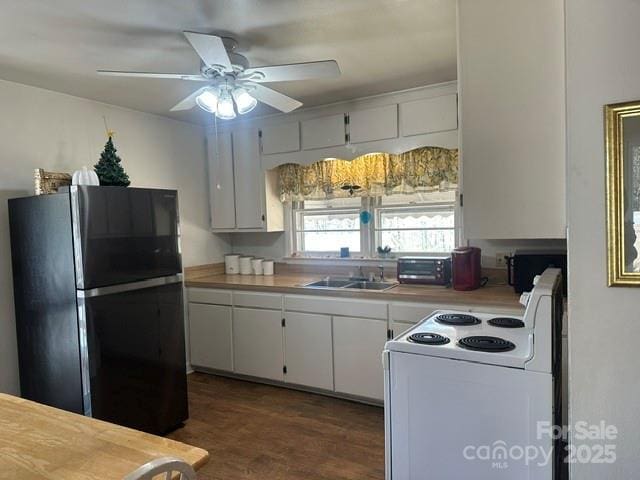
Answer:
[97,31,341,119]
[194,88,218,113]
[232,87,258,115]
[215,87,237,120]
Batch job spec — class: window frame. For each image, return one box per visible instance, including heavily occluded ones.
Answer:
[372,199,458,256]
[289,194,459,258]
[292,200,364,255]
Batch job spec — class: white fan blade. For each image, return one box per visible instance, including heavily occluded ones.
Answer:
[97,70,207,81]
[183,32,232,71]
[170,87,209,111]
[250,84,303,113]
[243,60,340,83]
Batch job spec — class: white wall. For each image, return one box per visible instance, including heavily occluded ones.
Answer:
[231,232,286,260]
[565,1,640,478]
[0,79,230,395]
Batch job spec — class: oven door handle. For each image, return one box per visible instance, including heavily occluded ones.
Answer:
[77,274,183,298]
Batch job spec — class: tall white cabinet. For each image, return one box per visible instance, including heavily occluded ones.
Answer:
[206,130,283,232]
[458,0,566,239]
[206,131,235,230]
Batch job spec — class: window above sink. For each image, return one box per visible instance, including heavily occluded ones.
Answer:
[289,190,459,259]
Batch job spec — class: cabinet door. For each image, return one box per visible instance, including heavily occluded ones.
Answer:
[207,132,236,229]
[333,316,387,400]
[458,0,565,238]
[233,129,264,229]
[301,113,346,150]
[188,303,233,371]
[261,122,300,155]
[233,307,284,381]
[349,104,398,143]
[399,94,458,137]
[284,312,333,391]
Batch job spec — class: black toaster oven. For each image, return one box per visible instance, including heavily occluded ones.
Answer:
[397,256,452,285]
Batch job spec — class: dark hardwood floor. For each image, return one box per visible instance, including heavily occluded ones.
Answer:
[167,373,385,480]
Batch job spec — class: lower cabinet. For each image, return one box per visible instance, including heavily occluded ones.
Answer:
[233,307,284,381]
[283,312,333,391]
[188,303,233,372]
[333,316,388,401]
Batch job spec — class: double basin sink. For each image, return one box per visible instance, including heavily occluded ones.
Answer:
[303,277,397,292]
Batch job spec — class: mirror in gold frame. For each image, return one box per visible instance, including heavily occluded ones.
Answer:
[605,100,640,285]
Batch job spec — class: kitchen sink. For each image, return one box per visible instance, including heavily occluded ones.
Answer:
[304,279,356,288]
[302,277,397,292]
[341,281,397,291]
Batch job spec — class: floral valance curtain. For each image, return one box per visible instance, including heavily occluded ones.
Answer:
[278,146,458,201]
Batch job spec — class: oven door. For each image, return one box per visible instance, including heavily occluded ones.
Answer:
[71,186,182,289]
[77,276,188,434]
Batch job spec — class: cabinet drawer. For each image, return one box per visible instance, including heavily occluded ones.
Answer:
[234,291,283,310]
[284,295,387,320]
[349,104,398,143]
[261,122,300,155]
[187,288,232,305]
[389,302,467,324]
[301,113,346,150]
[400,94,458,137]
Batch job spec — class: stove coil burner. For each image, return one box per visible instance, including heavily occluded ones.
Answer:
[435,313,481,326]
[458,336,516,352]
[408,332,450,345]
[487,317,525,328]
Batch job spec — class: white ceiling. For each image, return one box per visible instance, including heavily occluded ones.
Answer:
[0,0,457,124]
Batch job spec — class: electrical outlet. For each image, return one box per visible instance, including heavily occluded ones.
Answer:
[495,252,509,268]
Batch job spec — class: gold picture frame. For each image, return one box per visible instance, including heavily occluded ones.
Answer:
[605,100,640,286]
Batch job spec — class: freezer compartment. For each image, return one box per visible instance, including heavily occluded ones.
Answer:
[71,186,182,289]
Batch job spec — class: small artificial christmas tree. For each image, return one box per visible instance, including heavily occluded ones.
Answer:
[94,132,130,187]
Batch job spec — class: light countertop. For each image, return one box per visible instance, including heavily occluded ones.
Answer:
[185,269,524,312]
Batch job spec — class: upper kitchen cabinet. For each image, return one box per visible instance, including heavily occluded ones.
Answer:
[301,113,346,150]
[458,0,566,239]
[233,128,265,229]
[349,104,398,144]
[206,130,283,233]
[260,122,300,155]
[207,131,236,230]
[400,95,457,137]
[258,83,458,169]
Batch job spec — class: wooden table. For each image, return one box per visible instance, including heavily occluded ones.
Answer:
[0,393,209,479]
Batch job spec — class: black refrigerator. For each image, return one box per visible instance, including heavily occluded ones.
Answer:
[8,186,188,435]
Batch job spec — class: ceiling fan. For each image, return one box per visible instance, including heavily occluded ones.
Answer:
[97,31,341,119]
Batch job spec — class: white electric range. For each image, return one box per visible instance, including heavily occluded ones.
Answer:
[383,268,563,480]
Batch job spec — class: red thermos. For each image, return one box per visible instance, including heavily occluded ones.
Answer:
[452,247,482,291]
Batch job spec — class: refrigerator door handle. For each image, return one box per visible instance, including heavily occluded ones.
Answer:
[77,273,183,298]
